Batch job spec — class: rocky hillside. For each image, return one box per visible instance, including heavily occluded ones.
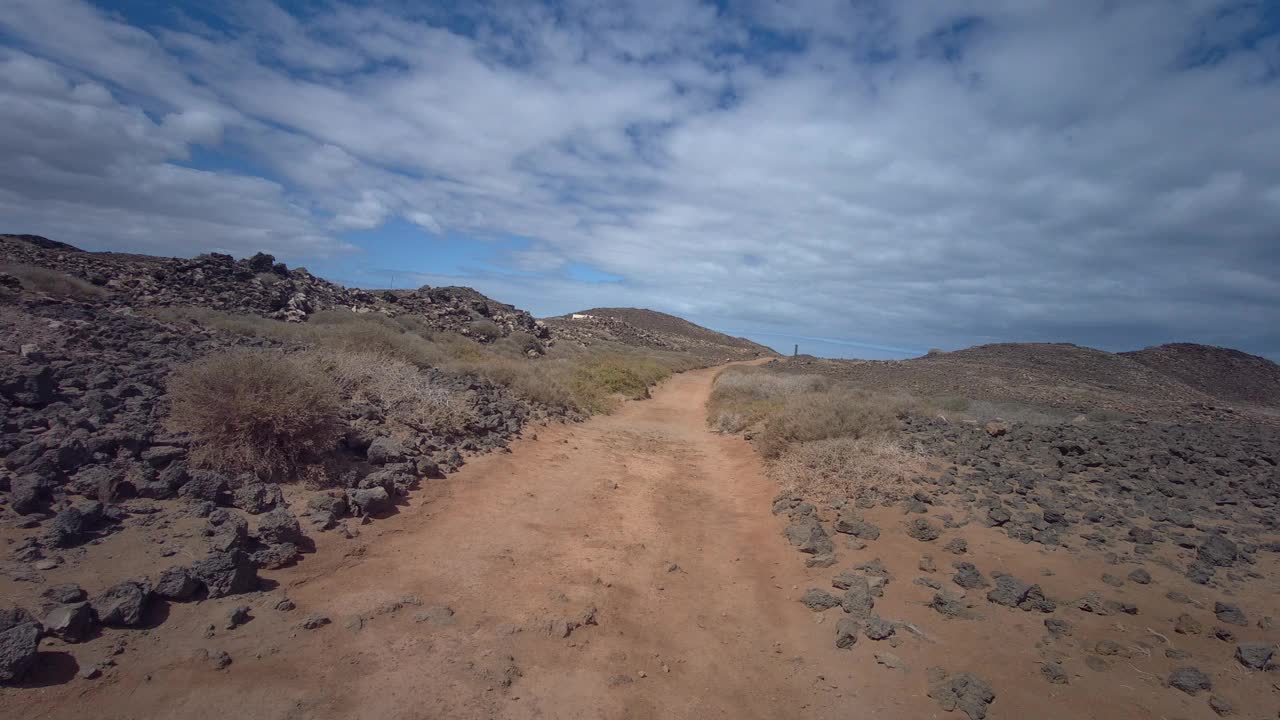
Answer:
[0,234,549,343]
[0,233,595,685]
[773,342,1271,420]
[544,307,776,362]
[1120,343,1280,406]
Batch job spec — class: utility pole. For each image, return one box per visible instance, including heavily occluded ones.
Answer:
[793,344,798,358]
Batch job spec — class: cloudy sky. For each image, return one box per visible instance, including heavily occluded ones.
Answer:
[2,1,1278,359]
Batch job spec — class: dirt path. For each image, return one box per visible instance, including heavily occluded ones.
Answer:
[8,366,1277,719]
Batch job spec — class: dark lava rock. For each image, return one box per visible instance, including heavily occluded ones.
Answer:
[864,616,895,640]
[0,607,39,632]
[834,512,880,540]
[943,538,967,555]
[251,542,301,570]
[1044,618,1072,637]
[1128,526,1155,545]
[231,483,284,514]
[1233,642,1274,670]
[192,550,258,598]
[1101,573,1124,588]
[952,562,988,589]
[1208,695,1232,717]
[91,581,151,627]
[1041,662,1068,684]
[255,507,304,546]
[831,570,863,590]
[154,566,200,601]
[307,493,347,518]
[1175,614,1203,635]
[298,613,331,630]
[835,617,860,648]
[906,518,942,542]
[0,622,42,684]
[1197,535,1238,567]
[986,575,1030,608]
[801,589,841,611]
[1127,568,1152,585]
[179,470,229,502]
[346,486,393,517]
[930,592,968,619]
[366,437,407,465]
[40,583,86,607]
[1214,602,1248,627]
[784,514,834,555]
[43,507,90,548]
[42,602,94,642]
[1167,666,1211,695]
[225,605,251,630]
[840,576,875,617]
[927,667,996,720]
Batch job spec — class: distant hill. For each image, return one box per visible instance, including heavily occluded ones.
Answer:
[544,307,776,362]
[771,341,1239,420]
[1120,343,1280,406]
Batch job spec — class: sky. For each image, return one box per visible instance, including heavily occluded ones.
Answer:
[1,1,1279,360]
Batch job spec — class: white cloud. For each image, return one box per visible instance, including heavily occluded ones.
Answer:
[1,0,1278,356]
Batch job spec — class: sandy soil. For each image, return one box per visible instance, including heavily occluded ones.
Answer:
[3,366,1277,719]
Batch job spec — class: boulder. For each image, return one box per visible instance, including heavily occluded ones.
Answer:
[251,542,301,570]
[191,550,258,598]
[0,622,41,684]
[987,575,1031,608]
[835,617,860,648]
[255,507,304,546]
[840,576,875,617]
[231,483,284,514]
[801,589,840,611]
[952,563,988,589]
[906,518,941,542]
[783,515,833,555]
[366,437,407,465]
[927,667,996,719]
[1167,666,1211,695]
[40,584,86,607]
[1234,642,1275,670]
[154,566,200,601]
[91,581,151,627]
[178,470,229,503]
[42,602,95,642]
[1197,535,1238,567]
[346,486,392,516]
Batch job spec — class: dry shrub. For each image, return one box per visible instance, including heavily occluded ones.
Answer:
[755,389,903,458]
[772,436,919,504]
[707,367,830,433]
[156,308,690,418]
[3,264,107,299]
[309,350,476,435]
[167,351,342,478]
[467,318,502,342]
[451,355,578,412]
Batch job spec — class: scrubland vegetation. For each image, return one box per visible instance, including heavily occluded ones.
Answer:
[707,364,928,502]
[157,307,700,477]
[2,264,108,298]
[167,351,344,478]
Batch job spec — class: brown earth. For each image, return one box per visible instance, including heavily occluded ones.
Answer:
[5,365,1276,719]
